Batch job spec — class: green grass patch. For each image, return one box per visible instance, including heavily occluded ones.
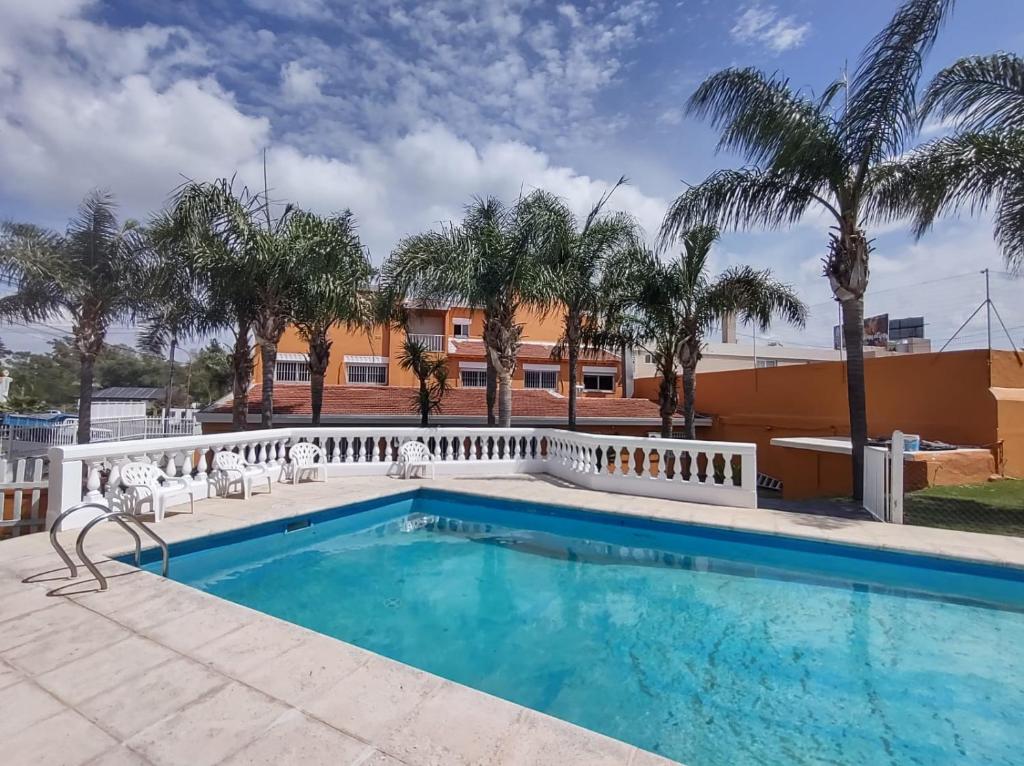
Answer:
[905,479,1024,536]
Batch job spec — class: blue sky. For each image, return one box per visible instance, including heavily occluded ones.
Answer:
[2,0,1023,352]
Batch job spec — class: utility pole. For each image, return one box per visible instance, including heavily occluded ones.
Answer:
[984,268,992,353]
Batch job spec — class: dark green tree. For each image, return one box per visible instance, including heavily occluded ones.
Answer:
[398,339,451,426]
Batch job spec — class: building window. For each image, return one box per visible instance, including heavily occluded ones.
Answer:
[525,369,558,389]
[453,319,471,338]
[644,353,654,364]
[583,372,615,392]
[347,364,388,385]
[460,369,487,388]
[756,359,778,368]
[275,360,310,383]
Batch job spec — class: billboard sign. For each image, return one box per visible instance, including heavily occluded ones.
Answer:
[863,313,889,347]
[833,314,891,349]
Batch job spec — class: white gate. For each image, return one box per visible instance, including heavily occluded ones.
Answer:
[0,457,47,537]
[863,430,904,523]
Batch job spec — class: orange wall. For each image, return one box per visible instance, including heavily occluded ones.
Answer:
[257,305,622,397]
[635,350,1024,493]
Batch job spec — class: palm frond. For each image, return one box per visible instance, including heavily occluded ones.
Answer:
[868,131,1024,244]
[995,179,1024,271]
[287,210,374,334]
[688,67,844,178]
[659,168,822,246]
[708,266,808,330]
[921,53,1024,133]
[844,0,956,166]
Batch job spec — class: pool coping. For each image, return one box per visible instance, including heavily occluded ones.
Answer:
[3,473,1024,765]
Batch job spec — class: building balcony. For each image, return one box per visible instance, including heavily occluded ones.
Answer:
[406,333,445,352]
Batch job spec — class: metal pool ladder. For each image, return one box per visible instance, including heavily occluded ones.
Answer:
[49,502,169,591]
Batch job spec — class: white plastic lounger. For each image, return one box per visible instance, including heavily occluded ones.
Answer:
[288,442,328,484]
[213,450,273,499]
[119,461,196,522]
[397,440,436,479]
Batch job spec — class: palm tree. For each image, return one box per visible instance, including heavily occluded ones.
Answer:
[528,181,639,429]
[598,228,806,438]
[398,338,451,426]
[871,53,1024,268]
[169,178,293,430]
[383,196,555,427]
[659,0,955,498]
[0,191,152,443]
[139,212,224,422]
[286,210,374,426]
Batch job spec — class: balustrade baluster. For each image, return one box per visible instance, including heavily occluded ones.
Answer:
[106,460,122,500]
[195,449,208,482]
[722,452,733,485]
[84,460,104,503]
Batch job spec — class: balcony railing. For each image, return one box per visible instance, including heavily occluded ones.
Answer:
[406,333,445,352]
[47,427,758,529]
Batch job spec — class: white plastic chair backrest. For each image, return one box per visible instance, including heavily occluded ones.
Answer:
[399,441,431,463]
[289,442,324,465]
[120,461,164,487]
[213,451,246,471]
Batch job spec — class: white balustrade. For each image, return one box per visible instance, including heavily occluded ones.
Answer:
[47,426,757,529]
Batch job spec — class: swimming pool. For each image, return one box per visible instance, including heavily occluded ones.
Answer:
[135,489,1024,765]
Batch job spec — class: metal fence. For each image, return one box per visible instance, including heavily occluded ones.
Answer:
[0,416,200,459]
[903,482,1024,537]
[865,430,1022,537]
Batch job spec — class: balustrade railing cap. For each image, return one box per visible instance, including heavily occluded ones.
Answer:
[50,426,755,462]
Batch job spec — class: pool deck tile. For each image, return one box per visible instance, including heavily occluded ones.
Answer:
[3,472,1024,765]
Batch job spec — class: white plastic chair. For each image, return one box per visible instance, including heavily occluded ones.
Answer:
[213,451,273,500]
[119,461,195,522]
[288,442,327,484]
[397,440,435,479]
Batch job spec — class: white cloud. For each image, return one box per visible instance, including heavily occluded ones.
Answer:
[730,5,809,53]
[657,107,684,126]
[0,3,666,267]
[252,125,668,261]
[280,61,326,102]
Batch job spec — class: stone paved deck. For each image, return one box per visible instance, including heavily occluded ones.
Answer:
[3,474,1024,766]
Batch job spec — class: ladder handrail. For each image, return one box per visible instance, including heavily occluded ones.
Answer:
[49,502,142,579]
[75,512,169,591]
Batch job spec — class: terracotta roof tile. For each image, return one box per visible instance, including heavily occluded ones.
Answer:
[205,385,674,423]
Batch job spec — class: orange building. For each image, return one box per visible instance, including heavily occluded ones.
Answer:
[202,304,676,433]
[634,349,1024,497]
[256,304,623,396]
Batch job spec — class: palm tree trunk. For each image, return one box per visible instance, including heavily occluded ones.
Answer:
[657,364,678,439]
[164,335,177,432]
[841,296,868,501]
[259,342,277,429]
[307,333,331,428]
[419,376,430,427]
[497,371,513,428]
[231,321,252,431]
[567,317,579,431]
[681,363,697,440]
[77,352,96,445]
[485,354,497,426]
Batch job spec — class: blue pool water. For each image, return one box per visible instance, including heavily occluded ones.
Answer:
[138,490,1024,765]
